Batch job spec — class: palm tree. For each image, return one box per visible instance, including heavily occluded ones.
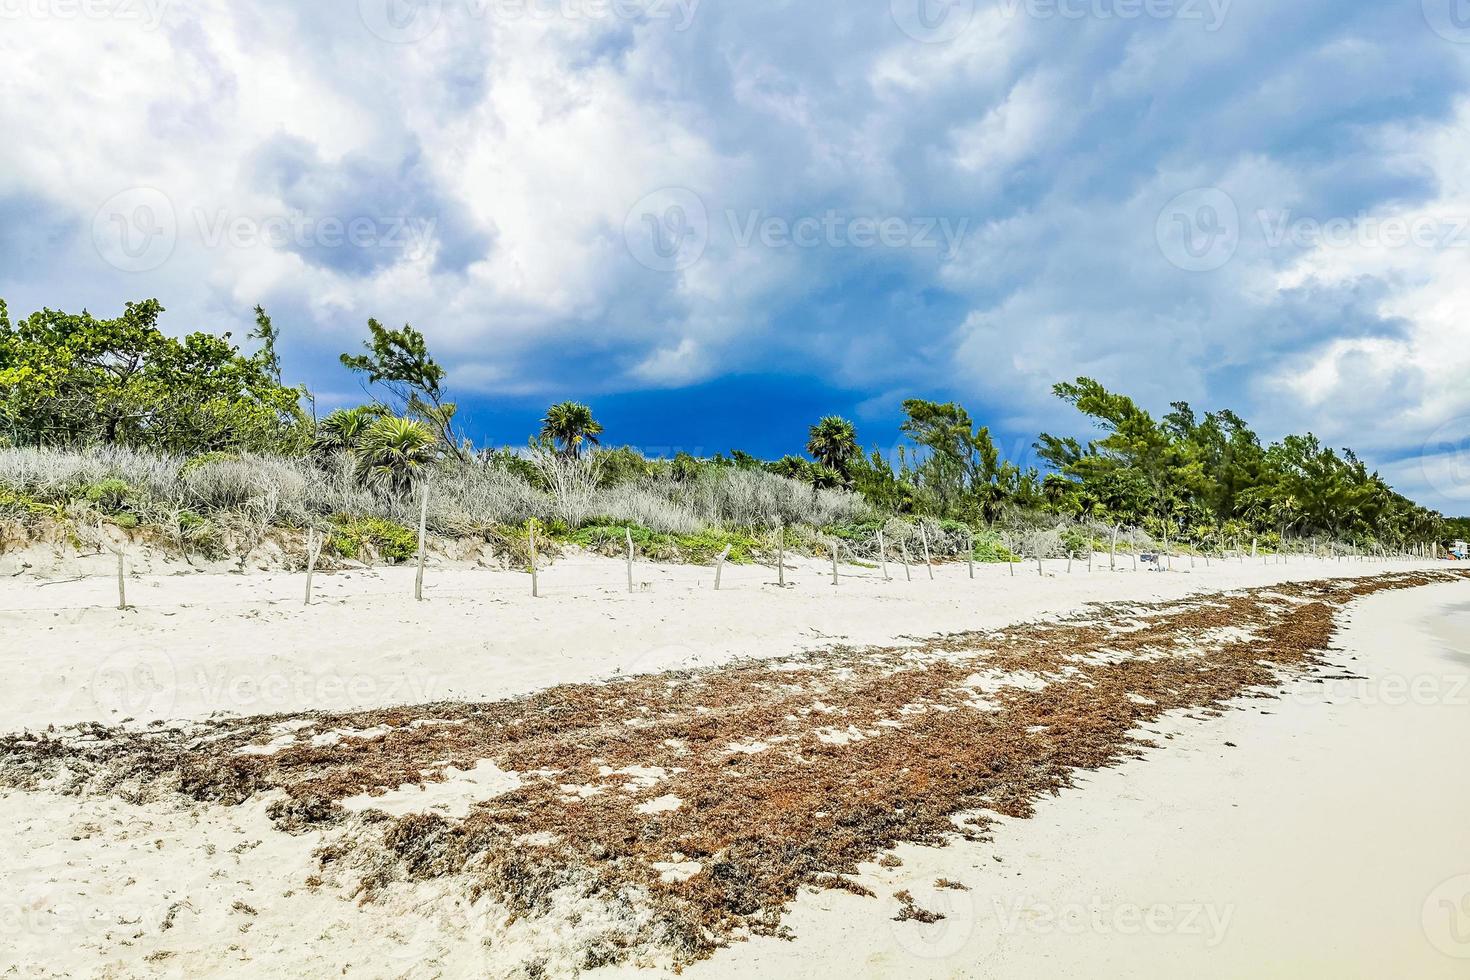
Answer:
[806,416,859,481]
[541,402,604,458]
[314,405,385,458]
[354,416,437,497]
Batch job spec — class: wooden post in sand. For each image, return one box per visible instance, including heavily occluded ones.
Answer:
[715,545,732,590]
[110,544,127,610]
[877,530,891,582]
[919,524,935,581]
[529,525,540,598]
[1110,526,1118,570]
[1251,538,1258,559]
[1036,553,1044,577]
[304,530,321,606]
[414,480,430,602]
[830,539,840,586]
[777,526,787,588]
[899,540,913,582]
[965,531,975,580]
[1067,551,1074,574]
[626,528,635,594]
[1131,552,1139,572]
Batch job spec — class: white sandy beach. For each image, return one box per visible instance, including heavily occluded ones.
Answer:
[1,552,1465,977]
[0,548,1436,729]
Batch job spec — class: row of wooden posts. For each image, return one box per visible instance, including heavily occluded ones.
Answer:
[98,488,1445,610]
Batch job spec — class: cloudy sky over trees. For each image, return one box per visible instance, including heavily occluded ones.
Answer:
[3,0,1468,509]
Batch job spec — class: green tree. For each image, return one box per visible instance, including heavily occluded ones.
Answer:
[0,299,307,453]
[354,416,438,497]
[313,405,387,457]
[341,319,468,461]
[540,401,605,458]
[806,416,860,482]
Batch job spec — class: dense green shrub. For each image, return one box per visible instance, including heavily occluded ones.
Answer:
[327,515,418,564]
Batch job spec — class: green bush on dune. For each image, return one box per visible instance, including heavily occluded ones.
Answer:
[326,515,419,564]
[564,521,763,564]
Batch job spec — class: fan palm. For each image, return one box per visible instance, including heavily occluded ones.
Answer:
[540,401,604,458]
[354,416,437,497]
[314,405,385,457]
[806,416,859,480]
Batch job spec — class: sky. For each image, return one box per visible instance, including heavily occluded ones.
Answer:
[2,0,1470,512]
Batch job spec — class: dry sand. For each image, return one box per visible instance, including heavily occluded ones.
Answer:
[0,550,1465,977]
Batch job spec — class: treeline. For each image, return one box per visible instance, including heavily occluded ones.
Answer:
[0,298,1451,550]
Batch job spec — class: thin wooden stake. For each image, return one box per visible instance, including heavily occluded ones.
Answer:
[919,523,934,580]
[877,530,891,582]
[1036,553,1043,577]
[1067,551,1074,574]
[777,526,787,588]
[714,545,732,590]
[900,540,912,582]
[626,528,635,594]
[830,539,840,586]
[304,530,320,606]
[414,480,430,602]
[1109,526,1118,571]
[966,531,975,580]
[529,525,540,598]
[112,545,127,610]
